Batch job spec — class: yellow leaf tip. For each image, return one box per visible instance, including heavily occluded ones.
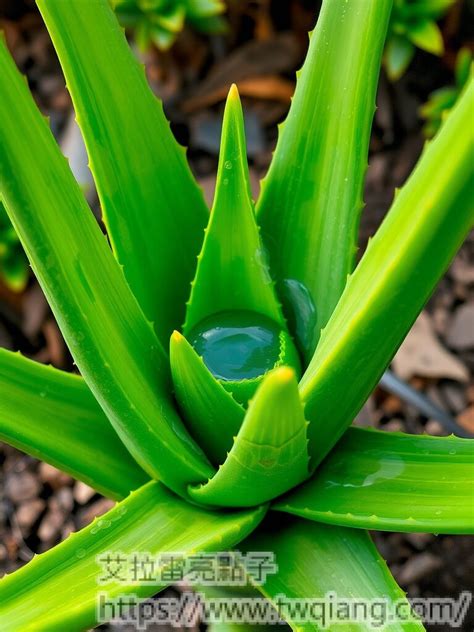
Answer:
[171,330,184,344]
[228,83,240,100]
[273,366,295,384]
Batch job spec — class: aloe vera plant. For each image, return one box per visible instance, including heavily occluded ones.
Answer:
[0,0,473,630]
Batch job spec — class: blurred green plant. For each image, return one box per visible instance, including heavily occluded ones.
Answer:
[385,0,454,80]
[420,47,473,137]
[112,0,226,51]
[0,0,473,630]
[0,202,28,291]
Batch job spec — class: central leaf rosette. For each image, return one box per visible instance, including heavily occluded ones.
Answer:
[168,87,310,507]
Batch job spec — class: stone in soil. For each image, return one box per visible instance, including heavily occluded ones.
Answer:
[15,499,45,531]
[5,471,41,503]
[446,302,474,350]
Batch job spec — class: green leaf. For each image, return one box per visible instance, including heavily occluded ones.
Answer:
[242,518,423,631]
[407,20,444,55]
[0,37,213,495]
[170,330,245,465]
[300,80,474,470]
[419,86,457,118]
[188,367,309,507]
[185,0,225,19]
[184,86,284,335]
[256,0,392,361]
[385,35,416,81]
[455,47,473,88]
[37,0,209,347]
[0,201,28,292]
[398,0,454,21]
[188,13,227,35]
[0,481,266,631]
[0,250,29,292]
[275,427,474,534]
[150,24,177,50]
[154,4,186,33]
[0,349,148,499]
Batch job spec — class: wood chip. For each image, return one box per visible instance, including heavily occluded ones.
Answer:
[393,312,469,382]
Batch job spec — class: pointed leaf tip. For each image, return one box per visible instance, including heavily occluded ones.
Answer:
[187,363,309,507]
[228,83,240,100]
[171,329,184,344]
[271,365,295,384]
[183,75,285,333]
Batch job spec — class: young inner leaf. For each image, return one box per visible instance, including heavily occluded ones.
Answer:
[183,84,285,335]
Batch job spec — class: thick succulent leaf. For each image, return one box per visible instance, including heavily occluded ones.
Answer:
[37,0,208,347]
[170,330,245,466]
[242,517,423,632]
[0,38,213,494]
[274,427,474,534]
[407,20,444,55]
[184,85,284,335]
[0,481,266,631]
[256,0,392,361]
[188,368,309,507]
[300,80,474,469]
[0,349,148,499]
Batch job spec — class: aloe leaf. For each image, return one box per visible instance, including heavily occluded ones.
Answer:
[184,85,284,335]
[36,0,209,348]
[256,0,392,361]
[0,38,213,494]
[188,367,309,507]
[300,80,474,469]
[0,481,266,631]
[242,518,423,631]
[274,427,474,534]
[170,330,245,465]
[0,349,148,499]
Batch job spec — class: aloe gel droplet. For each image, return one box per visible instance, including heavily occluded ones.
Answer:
[188,310,301,403]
